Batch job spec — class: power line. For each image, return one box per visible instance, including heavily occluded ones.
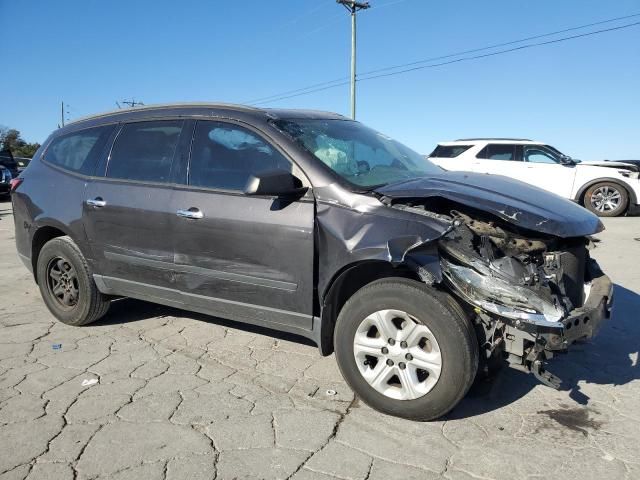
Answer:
[368,0,412,11]
[247,12,640,105]
[359,20,640,82]
[244,0,417,105]
[294,0,413,44]
[360,12,640,77]
[284,0,334,26]
[253,80,351,105]
[251,18,640,106]
[245,77,349,105]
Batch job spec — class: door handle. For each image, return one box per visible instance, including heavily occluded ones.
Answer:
[176,208,204,219]
[86,197,106,208]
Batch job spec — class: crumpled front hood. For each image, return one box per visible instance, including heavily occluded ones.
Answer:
[376,171,604,237]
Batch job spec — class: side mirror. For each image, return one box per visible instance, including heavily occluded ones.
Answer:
[244,169,307,197]
[559,155,575,166]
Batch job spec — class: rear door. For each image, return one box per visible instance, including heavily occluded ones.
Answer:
[171,120,315,332]
[471,144,524,178]
[83,120,185,297]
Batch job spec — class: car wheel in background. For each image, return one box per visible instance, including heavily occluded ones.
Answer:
[36,236,111,326]
[583,182,629,217]
[334,278,478,421]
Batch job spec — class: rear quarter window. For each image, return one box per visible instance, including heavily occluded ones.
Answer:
[429,145,472,158]
[45,125,115,175]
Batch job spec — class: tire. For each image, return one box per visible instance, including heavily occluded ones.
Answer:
[36,236,110,326]
[334,278,478,421]
[583,182,628,217]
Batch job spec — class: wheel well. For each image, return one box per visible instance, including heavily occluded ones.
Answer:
[318,261,419,356]
[577,178,635,209]
[31,226,67,283]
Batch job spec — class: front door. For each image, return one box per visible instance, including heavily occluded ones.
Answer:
[519,145,576,199]
[171,120,315,332]
[83,120,185,297]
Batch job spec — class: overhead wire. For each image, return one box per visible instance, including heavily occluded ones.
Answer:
[245,13,640,105]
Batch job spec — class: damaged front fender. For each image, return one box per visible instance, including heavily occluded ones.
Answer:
[314,185,453,356]
[315,187,451,298]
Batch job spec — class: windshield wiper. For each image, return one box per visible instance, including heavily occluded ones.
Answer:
[377,175,427,190]
[358,183,388,193]
[357,174,430,194]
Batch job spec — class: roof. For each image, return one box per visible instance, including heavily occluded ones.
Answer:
[66,102,347,127]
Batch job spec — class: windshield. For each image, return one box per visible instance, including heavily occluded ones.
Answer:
[274,118,441,188]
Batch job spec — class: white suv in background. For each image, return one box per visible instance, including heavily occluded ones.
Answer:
[428,139,640,217]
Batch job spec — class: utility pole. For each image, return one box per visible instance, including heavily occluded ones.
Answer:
[337,0,370,119]
[60,101,65,127]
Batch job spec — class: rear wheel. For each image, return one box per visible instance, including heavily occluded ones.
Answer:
[583,182,628,217]
[36,236,110,326]
[334,278,478,421]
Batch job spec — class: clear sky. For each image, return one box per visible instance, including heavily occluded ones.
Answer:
[1,0,639,159]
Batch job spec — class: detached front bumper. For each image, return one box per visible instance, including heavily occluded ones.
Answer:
[502,261,613,388]
[553,270,613,348]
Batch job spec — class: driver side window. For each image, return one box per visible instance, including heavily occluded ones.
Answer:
[189,121,292,190]
[524,147,558,164]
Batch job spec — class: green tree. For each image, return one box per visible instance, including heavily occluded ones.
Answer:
[0,126,41,158]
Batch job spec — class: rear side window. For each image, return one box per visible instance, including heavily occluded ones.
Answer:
[189,121,291,190]
[429,145,472,158]
[107,120,183,183]
[476,144,518,161]
[45,125,115,175]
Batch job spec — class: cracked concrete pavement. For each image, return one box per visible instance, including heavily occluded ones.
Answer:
[1,201,639,480]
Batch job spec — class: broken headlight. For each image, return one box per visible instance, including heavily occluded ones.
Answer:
[441,258,564,326]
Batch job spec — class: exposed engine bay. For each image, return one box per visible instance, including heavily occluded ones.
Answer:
[386,198,614,388]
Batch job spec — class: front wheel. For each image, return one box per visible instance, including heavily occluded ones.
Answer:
[334,278,478,421]
[583,182,628,217]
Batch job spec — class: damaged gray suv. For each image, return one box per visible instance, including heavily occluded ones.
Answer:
[12,104,613,420]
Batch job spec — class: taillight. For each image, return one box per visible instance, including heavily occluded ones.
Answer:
[10,178,23,192]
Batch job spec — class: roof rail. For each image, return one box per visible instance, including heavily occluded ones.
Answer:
[67,102,263,126]
[454,137,533,142]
